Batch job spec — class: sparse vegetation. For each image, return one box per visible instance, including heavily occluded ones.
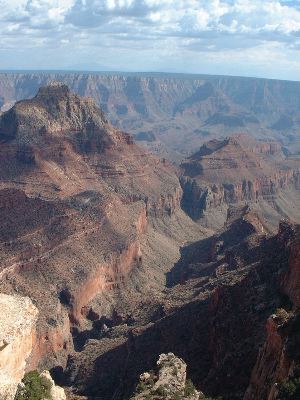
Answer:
[277,372,300,399]
[184,379,197,397]
[153,386,168,398]
[14,371,51,400]
[135,382,148,394]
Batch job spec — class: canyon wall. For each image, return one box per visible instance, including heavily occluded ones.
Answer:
[0,294,38,400]
[244,223,300,400]
[181,169,299,219]
[66,214,299,400]
[180,136,300,229]
[0,83,185,373]
[1,72,300,156]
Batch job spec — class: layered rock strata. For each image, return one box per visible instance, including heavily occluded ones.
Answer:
[0,82,185,371]
[2,72,300,157]
[181,134,300,229]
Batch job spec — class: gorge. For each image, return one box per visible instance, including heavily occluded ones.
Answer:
[0,80,299,400]
[1,72,300,160]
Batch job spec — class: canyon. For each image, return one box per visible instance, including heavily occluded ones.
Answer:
[0,82,206,390]
[1,72,300,160]
[65,211,300,400]
[0,81,299,400]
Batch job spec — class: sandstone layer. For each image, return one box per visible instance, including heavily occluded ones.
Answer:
[0,294,38,400]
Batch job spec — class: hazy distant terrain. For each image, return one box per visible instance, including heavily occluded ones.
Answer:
[1,72,300,159]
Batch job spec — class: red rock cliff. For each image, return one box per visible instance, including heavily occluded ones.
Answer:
[244,222,300,400]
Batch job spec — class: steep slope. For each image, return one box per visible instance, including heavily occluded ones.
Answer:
[0,82,207,372]
[1,72,300,158]
[65,207,300,400]
[180,134,300,230]
[245,222,300,400]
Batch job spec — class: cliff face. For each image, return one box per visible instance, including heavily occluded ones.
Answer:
[181,135,300,229]
[244,223,300,400]
[0,294,38,400]
[1,72,300,157]
[282,226,300,308]
[0,83,185,371]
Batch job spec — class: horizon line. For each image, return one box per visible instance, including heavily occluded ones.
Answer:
[0,69,299,83]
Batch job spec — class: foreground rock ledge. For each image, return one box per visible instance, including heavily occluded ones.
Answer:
[131,353,201,400]
[0,293,38,400]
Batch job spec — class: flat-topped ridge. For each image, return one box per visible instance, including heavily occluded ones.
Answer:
[35,81,71,98]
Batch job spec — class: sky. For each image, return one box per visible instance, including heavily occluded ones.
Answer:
[1,0,300,80]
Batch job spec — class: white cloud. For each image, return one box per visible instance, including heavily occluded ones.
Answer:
[1,0,300,79]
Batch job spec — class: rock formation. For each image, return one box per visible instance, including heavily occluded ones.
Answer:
[244,223,300,400]
[0,294,38,400]
[0,83,206,374]
[130,353,201,400]
[0,80,299,400]
[64,205,300,400]
[40,370,66,400]
[1,72,300,158]
[181,134,300,229]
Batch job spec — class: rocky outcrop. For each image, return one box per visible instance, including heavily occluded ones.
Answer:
[70,239,144,325]
[0,294,38,400]
[243,312,293,400]
[181,135,300,229]
[130,353,201,400]
[40,370,66,400]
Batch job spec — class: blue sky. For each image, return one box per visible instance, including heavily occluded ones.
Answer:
[1,0,300,80]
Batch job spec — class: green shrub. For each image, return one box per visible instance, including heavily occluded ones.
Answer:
[184,379,197,397]
[174,391,183,400]
[135,381,148,394]
[153,386,168,398]
[14,371,51,400]
[278,376,300,399]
